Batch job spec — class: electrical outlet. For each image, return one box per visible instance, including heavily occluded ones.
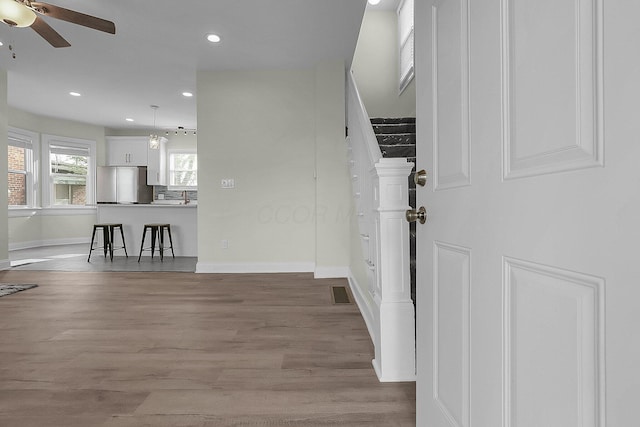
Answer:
[221,239,229,249]
[221,178,235,189]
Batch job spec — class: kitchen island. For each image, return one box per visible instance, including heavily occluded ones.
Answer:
[97,203,197,257]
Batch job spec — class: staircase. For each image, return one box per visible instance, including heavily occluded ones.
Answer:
[371,117,417,304]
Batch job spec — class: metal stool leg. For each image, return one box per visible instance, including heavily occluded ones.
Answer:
[108,225,115,261]
[166,225,175,258]
[118,225,128,257]
[102,226,110,259]
[158,226,164,262]
[88,225,98,262]
[150,226,157,259]
[138,226,148,262]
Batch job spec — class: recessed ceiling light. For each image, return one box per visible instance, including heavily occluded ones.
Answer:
[182,92,193,97]
[69,92,81,97]
[206,34,221,43]
[125,118,134,122]
[0,42,3,47]
[368,0,381,4]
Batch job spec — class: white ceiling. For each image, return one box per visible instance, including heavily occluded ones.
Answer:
[0,0,367,132]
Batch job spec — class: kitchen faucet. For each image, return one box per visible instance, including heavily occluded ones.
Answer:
[182,191,190,205]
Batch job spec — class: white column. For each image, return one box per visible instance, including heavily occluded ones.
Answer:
[371,157,416,382]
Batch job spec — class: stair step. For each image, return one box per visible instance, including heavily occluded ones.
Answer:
[372,123,416,134]
[370,117,416,124]
[380,145,415,158]
[376,133,416,146]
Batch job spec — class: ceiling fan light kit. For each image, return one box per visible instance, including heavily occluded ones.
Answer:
[0,0,115,47]
[0,0,36,27]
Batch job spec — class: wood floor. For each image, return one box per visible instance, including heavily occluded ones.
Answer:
[0,270,415,426]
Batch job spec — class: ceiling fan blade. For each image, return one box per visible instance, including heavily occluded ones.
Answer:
[30,2,116,34]
[31,16,71,48]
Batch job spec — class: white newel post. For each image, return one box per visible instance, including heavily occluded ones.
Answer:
[371,157,416,382]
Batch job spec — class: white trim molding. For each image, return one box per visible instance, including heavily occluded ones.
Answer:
[314,266,349,279]
[41,134,97,207]
[9,237,90,252]
[347,270,376,344]
[196,262,315,274]
[370,158,416,382]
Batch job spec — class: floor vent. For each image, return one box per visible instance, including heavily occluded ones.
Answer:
[331,285,353,304]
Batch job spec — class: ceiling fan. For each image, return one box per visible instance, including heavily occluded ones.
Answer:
[0,0,115,47]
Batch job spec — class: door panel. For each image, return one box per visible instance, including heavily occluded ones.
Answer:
[432,0,470,190]
[415,0,639,426]
[433,242,470,427]
[503,258,604,427]
[502,0,602,179]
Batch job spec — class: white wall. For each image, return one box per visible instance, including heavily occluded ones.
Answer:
[0,70,8,268]
[351,10,416,118]
[196,64,351,274]
[7,108,105,249]
[314,61,351,277]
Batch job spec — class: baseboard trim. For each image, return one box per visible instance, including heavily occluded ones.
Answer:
[372,358,417,383]
[314,266,349,279]
[195,262,315,274]
[347,269,376,346]
[0,259,10,271]
[9,237,90,252]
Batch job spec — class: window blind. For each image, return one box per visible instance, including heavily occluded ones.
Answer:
[49,143,90,157]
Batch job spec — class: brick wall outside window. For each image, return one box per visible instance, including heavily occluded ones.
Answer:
[8,145,27,206]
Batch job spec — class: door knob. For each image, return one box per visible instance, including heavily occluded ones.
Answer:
[406,206,427,224]
[414,169,427,187]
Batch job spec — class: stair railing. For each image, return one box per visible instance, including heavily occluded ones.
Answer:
[346,70,416,382]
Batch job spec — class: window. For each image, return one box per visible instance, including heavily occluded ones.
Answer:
[7,128,38,208]
[42,134,96,207]
[398,0,414,93]
[168,151,197,188]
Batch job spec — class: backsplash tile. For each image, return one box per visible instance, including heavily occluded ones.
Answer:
[154,186,197,201]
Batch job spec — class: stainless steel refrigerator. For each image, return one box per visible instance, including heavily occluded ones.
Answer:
[97,166,153,204]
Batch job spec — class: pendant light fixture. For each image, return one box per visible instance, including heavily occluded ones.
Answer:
[149,105,160,149]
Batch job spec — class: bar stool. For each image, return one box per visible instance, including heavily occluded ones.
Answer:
[138,223,175,262]
[88,223,128,262]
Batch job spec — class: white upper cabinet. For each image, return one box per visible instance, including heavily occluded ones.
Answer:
[106,136,149,166]
[147,137,167,185]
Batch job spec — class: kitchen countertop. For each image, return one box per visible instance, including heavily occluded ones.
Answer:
[97,203,197,207]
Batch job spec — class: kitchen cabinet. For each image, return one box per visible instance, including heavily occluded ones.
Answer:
[147,137,168,185]
[106,137,148,166]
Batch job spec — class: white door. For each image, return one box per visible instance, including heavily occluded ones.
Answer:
[414,1,640,426]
